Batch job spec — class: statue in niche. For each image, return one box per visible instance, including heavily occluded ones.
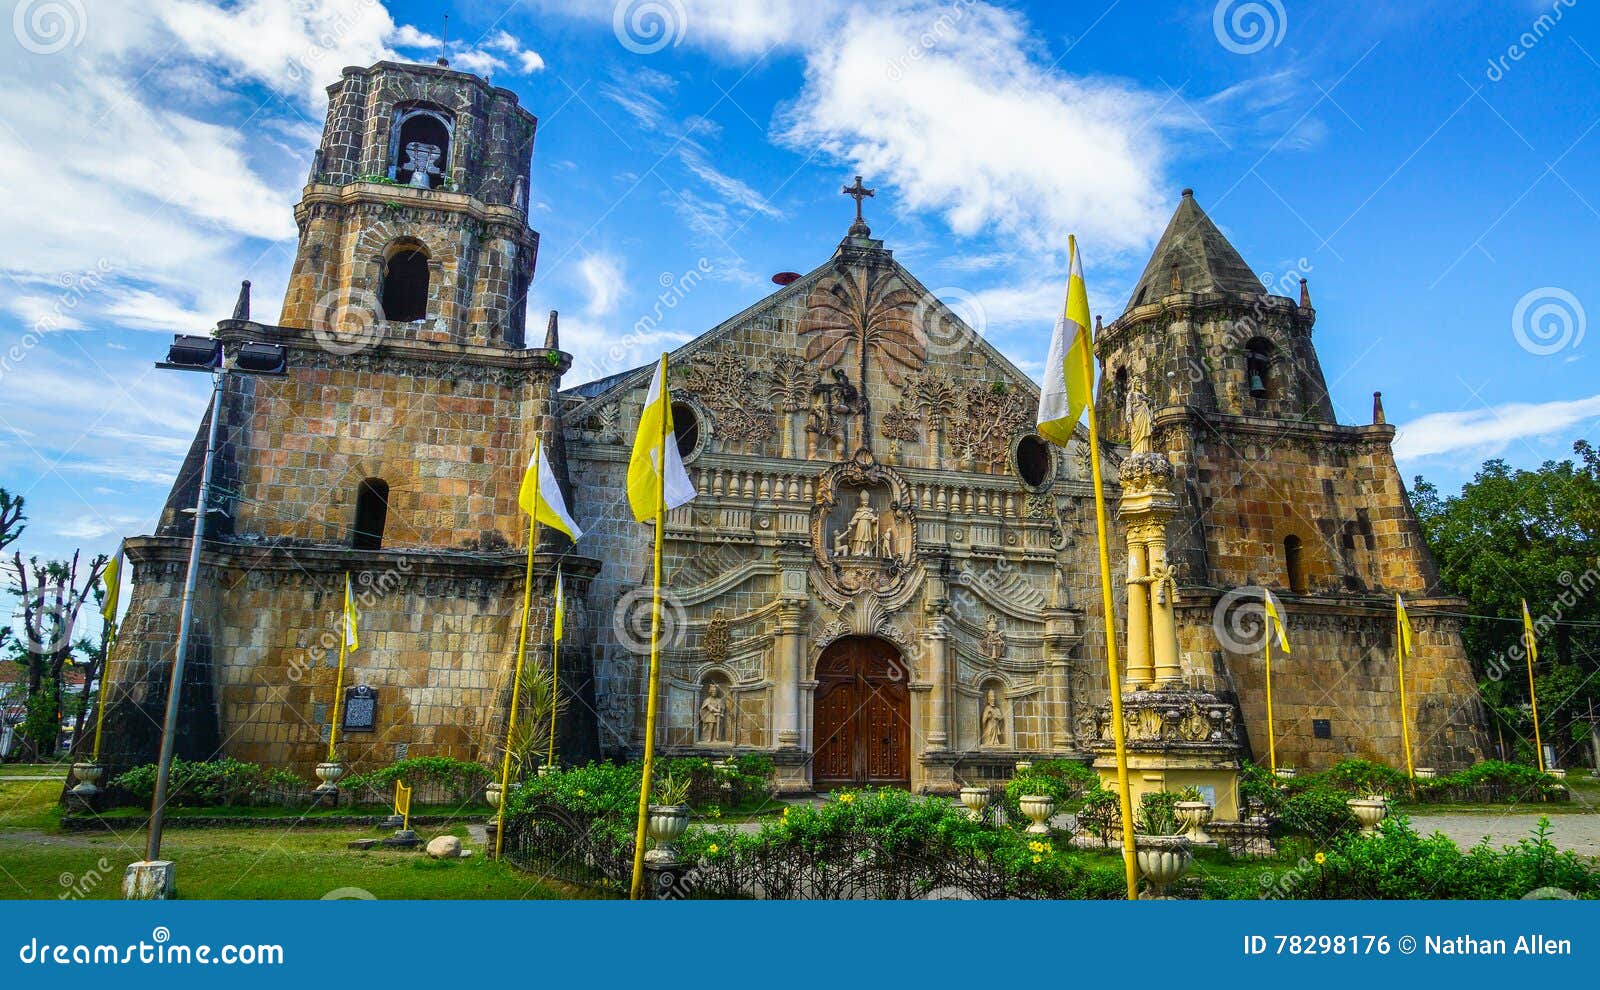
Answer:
[699,683,728,744]
[980,689,1005,747]
[403,141,443,189]
[1126,384,1153,455]
[845,489,879,557]
[879,526,896,559]
[980,614,1006,661]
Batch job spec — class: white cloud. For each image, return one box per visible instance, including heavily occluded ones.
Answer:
[679,150,783,219]
[1393,394,1600,463]
[577,253,626,316]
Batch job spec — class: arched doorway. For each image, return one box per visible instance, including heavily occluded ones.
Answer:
[813,637,910,788]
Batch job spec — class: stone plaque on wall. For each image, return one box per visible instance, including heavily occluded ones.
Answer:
[343,684,378,733]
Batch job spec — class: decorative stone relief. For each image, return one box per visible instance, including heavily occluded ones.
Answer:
[702,608,730,663]
[980,614,1006,661]
[680,345,775,454]
[947,381,1029,471]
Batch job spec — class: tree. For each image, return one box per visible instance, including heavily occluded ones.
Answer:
[6,550,106,760]
[1412,442,1600,764]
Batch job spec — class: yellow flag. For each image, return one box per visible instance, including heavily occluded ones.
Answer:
[1263,589,1290,653]
[1036,235,1094,446]
[518,437,583,540]
[1522,599,1538,666]
[1396,593,1414,657]
[343,573,359,652]
[553,565,565,645]
[627,353,698,522]
[100,543,123,628]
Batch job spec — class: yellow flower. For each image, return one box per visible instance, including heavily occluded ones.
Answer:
[708,843,719,854]
[1314,852,1326,864]
[782,807,790,817]
[576,789,586,797]
[1031,854,1042,864]
[1028,840,1046,853]
[839,793,855,804]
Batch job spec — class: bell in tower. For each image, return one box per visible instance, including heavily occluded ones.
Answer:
[279,61,540,348]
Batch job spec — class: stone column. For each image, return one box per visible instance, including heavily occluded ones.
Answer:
[1124,537,1153,689]
[1043,610,1077,752]
[1149,534,1183,687]
[775,601,804,747]
[925,617,949,750]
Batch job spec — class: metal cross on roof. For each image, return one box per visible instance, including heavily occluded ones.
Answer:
[841,175,875,225]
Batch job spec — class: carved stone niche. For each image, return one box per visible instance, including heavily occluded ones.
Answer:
[811,455,917,597]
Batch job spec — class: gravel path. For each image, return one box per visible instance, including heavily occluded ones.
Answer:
[1408,812,1600,858]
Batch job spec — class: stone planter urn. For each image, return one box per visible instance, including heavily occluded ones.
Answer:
[1347,796,1388,836]
[1174,801,1214,844]
[1274,767,1296,780]
[1547,768,1568,781]
[1014,761,1033,774]
[645,804,690,863]
[313,761,344,795]
[536,765,552,779]
[958,786,992,822]
[69,762,103,797]
[1019,794,1056,835]
[484,781,502,809]
[1414,767,1437,780]
[1134,835,1193,899]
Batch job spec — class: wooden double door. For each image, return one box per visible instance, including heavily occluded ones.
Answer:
[812,637,910,788]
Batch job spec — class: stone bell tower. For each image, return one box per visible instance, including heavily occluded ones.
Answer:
[279,61,539,348]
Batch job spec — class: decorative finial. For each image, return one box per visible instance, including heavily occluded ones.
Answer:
[544,310,560,350]
[1094,314,1103,333]
[232,280,251,322]
[842,174,875,237]
[1181,187,1194,199]
[1372,391,1386,425]
[1299,277,1311,308]
[437,14,449,67]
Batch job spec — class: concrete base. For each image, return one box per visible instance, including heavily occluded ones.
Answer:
[772,748,811,794]
[1089,688,1244,820]
[917,753,960,795]
[65,791,103,815]
[122,861,175,900]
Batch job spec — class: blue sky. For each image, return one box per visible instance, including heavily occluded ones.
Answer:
[1,0,1596,593]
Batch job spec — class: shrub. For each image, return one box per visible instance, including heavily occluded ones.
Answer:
[1134,790,1182,836]
[1002,759,1098,828]
[1276,785,1360,841]
[340,756,491,802]
[111,758,280,807]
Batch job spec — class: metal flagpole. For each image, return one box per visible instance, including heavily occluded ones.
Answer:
[629,399,669,900]
[547,569,560,770]
[495,445,541,860]
[91,624,114,763]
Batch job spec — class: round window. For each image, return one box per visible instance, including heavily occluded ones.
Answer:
[1015,434,1052,488]
[671,401,700,459]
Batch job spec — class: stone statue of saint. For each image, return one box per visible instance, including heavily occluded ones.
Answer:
[1126,385,1153,455]
[879,525,896,559]
[846,489,879,557]
[980,689,1004,747]
[699,683,727,743]
[980,614,1005,660]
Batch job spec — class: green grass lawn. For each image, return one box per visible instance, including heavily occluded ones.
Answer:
[0,778,64,828]
[0,821,593,900]
[87,802,494,820]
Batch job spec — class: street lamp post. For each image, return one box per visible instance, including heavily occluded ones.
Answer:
[123,328,284,900]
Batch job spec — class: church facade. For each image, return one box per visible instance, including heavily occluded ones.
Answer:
[101,60,1488,794]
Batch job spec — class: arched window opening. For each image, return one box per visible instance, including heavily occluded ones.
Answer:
[1284,534,1306,594]
[390,106,452,189]
[381,246,429,323]
[352,479,390,550]
[1015,434,1052,488]
[1112,366,1129,412]
[1245,338,1273,400]
[671,401,700,459]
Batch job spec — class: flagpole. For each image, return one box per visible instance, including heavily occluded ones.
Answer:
[1524,602,1545,773]
[547,571,560,771]
[1083,382,1139,901]
[1396,602,1414,781]
[630,376,669,900]
[1264,631,1276,776]
[91,625,114,763]
[495,446,541,860]
[326,573,350,764]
